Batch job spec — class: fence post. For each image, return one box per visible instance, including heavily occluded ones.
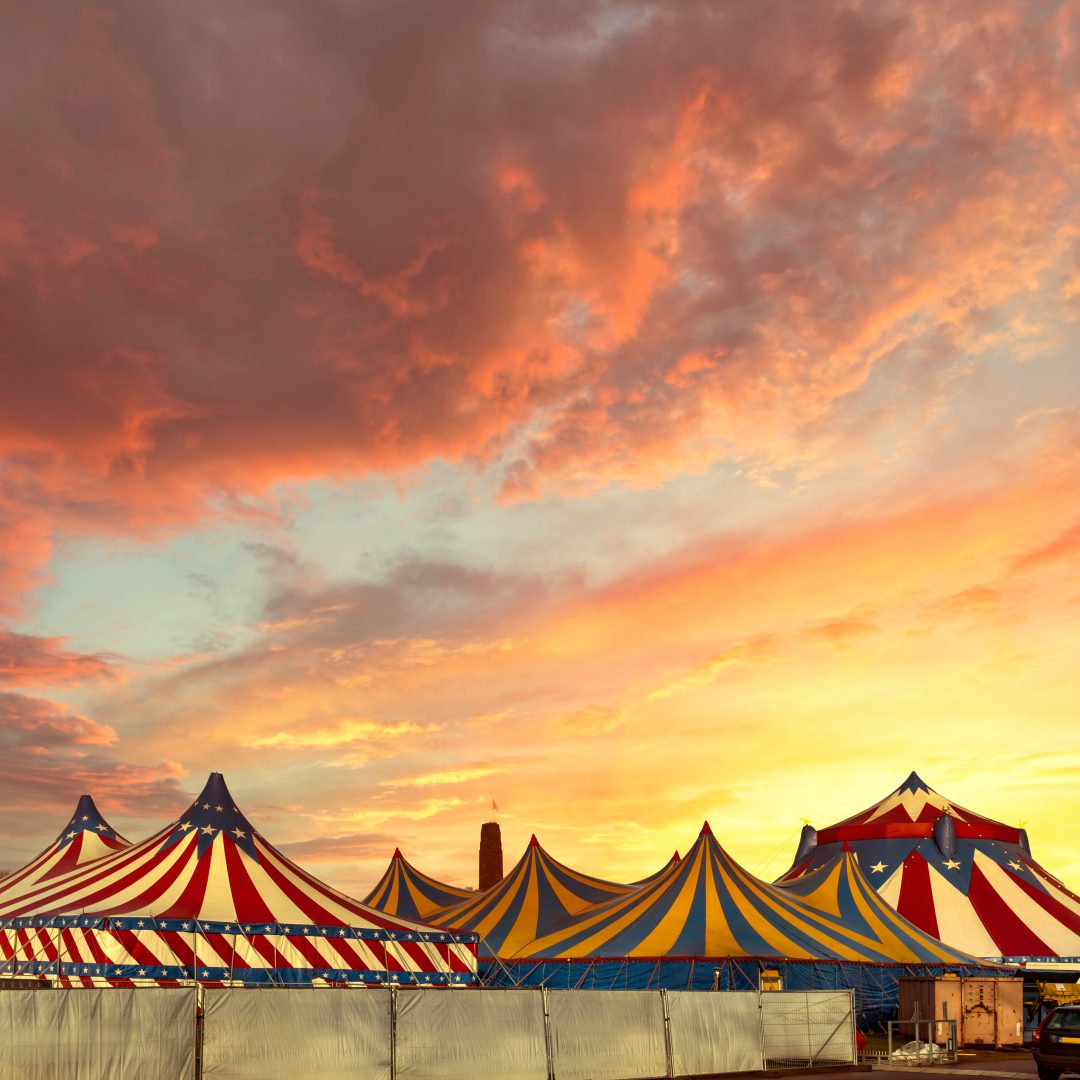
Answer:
[195,984,204,1080]
[542,986,554,1080]
[757,986,767,1071]
[848,989,857,1065]
[389,984,397,1080]
[660,988,674,1079]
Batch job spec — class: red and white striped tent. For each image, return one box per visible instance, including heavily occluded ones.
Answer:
[779,772,1080,960]
[0,795,128,900]
[0,773,477,987]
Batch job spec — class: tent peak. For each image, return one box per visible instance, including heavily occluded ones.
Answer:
[392,847,403,860]
[672,850,681,863]
[899,770,929,793]
[528,834,540,848]
[55,794,125,849]
[169,772,259,860]
[700,821,713,837]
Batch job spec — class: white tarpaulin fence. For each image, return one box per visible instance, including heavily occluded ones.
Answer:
[0,984,855,1079]
[201,988,392,1080]
[395,987,549,1080]
[547,989,669,1080]
[667,990,763,1076]
[0,988,195,1080]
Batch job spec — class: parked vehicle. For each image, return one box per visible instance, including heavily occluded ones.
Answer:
[1033,1005,1080,1080]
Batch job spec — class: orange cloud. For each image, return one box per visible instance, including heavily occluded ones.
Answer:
[0,631,119,687]
[0,692,186,832]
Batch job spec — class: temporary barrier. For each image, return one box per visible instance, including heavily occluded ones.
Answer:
[760,990,857,1067]
[201,988,392,1080]
[0,983,858,1079]
[395,987,548,1080]
[0,988,195,1080]
[484,956,1013,1027]
[546,989,669,1080]
[666,990,762,1076]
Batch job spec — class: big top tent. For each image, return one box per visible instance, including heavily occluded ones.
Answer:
[778,772,1080,960]
[0,773,477,988]
[508,823,983,965]
[0,795,128,900]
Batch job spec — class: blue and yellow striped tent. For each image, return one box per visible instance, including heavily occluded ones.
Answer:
[363,848,475,921]
[510,824,983,963]
[773,844,983,963]
[628,851,681,888]
[431,835,631,957]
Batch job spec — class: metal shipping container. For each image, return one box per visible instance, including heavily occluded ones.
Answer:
[898,977,1022,1047]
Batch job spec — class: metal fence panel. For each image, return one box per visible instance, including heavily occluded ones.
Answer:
[760,990,855,1067]
[0,988,195,1080]
[201,988,392,1080]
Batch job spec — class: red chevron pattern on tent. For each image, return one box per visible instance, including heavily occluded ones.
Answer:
[0,774,477,988]
[0,795,128,900]
[779,772,1080,960]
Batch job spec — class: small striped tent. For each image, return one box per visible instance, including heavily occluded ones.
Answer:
[432,834,631,958]
[363,849,474,921]
[0,795,128,899]
[775,845,989,963]
[628,851,681,888]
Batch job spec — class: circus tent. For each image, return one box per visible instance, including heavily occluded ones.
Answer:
[510,822,983,964]
[363,848,474,921]
[0,795,128,899]
[778,772,1080,960]
[431,834,631,957]
[0,773,477,988]
[627,851,681,888]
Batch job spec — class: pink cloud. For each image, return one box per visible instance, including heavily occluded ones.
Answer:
[0,0,1071,546]
[0,692,187,832]
[0,631,119,687]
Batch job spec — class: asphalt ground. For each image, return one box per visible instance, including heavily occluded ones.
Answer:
[661,1053,1041,1080]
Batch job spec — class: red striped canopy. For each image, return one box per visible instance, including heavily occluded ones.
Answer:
[0,773,477,988]
[779,772,1080,959]
[0,795,128,899]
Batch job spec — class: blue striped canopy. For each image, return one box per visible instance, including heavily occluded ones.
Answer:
[510,824,984,963]
[363,849,475,921]
[431,835,631,957]
[774,846,984,964]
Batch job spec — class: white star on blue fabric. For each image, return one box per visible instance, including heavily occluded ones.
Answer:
[943,859,961,870]
[870,861,887,873]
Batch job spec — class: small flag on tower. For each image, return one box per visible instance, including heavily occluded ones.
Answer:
[492,800,498,813]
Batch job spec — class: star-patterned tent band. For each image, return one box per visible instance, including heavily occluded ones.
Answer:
[0,772,480,987]
[780,772,1080,959]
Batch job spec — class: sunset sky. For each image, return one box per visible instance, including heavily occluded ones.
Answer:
[1,1,1078,899]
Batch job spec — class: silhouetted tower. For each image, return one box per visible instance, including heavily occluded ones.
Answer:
[479,819,503,890]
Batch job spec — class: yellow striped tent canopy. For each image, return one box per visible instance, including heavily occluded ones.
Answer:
[363,848,475,922]
[430,834,631,958]
[509,823,984,964]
